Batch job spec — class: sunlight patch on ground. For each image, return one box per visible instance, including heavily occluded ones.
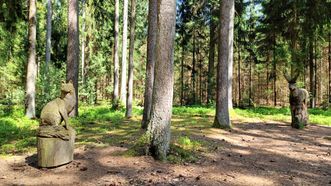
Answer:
[235,174,275,186]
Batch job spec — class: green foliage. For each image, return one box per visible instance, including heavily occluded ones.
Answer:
[172,106,214,116]
[167,136,203,164]
[36,64,66,116]
[0,106,38,154]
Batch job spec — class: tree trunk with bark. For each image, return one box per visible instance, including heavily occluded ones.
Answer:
[147,0,176,160]
[329,31,331,103]
[66,0,79,116]
[120,0,129,104]
[289,88,309,129]
[126,0,136,118]
[142,0,157,129]
[192,32,196,104]
[180,38,185,106]
[237,32,242,106]
[213,0,234,129]
[309,37,316,108]
[81,0,86,84]
[25,0,37,119]
[113,0,119,108]
[207,17,215,104]
[45,0,52,72]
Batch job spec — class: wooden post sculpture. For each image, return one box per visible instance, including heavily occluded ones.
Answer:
[284,71,309,129]
[37,81,76,167]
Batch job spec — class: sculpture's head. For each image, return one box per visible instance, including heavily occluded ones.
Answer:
[61,80,75,97]
[288,83,297,92]
[283,68,300,92]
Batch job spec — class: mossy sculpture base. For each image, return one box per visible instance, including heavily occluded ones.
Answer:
[37,126,75,168]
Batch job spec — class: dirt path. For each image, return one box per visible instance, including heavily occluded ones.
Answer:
[1,122,331,186]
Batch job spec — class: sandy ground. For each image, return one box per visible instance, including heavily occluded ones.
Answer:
[1,121,331,186]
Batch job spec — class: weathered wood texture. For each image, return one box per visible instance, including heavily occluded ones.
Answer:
[37,126,75,168]
[289,90,309,129]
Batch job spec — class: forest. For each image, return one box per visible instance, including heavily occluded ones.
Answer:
[0,0,331,185]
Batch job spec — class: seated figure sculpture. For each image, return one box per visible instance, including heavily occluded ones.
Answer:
[40,80,76,129]
[37,80,76,167]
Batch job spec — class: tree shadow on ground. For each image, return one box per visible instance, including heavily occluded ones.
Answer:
[6,113,331,185]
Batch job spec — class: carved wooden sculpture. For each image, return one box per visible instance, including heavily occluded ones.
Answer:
[284,71,309,129]
[37,81,76,167]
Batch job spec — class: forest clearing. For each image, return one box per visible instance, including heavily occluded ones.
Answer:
[1,105,331,185]
[1,0,331,185]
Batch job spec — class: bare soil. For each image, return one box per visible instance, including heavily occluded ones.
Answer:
[1,121,331,186]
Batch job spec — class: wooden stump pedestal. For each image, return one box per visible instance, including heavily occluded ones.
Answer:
[37,127,75,168]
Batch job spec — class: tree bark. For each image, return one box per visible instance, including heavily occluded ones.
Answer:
[180,38,185,106]
[207,17,215,104]
[113,0,120,107]
[249,58,253,106]
[213,0,234,128]
[192,31,196,104]
[25,0,37,119]
[309,37,316,108]
[147,0,176,160]
[142,0,157,129]
[329,31,331,103]
[120,0,129,104]
[237,31,241,106]
[81,0,86,84]
[45,0,52,72]
[66,0,79,116]
[289,88,309,129]
[126,0,136,118]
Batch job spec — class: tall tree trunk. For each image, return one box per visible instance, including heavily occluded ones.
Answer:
[273,37,277,107]
[45,0,52,72]
[199,56,202,104]
[142,0,157,129]
[120,0,129,104]
[180,38,185,106]
[147,0,176,160]
[126,0,136,118]
[273,61,277,107]
[309,37,316,108]
[214,0,234,128]
[192,32,196,104]
[66,0,79,116]
[329,31,331,103]
[25,0,37,119]
[249,59,252,106]
[266,59,269,105]
[81,0,86,84]
[207,18,215,104]
[113,0,119,107]
[237,33,241,106]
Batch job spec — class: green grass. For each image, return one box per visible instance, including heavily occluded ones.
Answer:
[0,104,330,157]
[0,106,39,154]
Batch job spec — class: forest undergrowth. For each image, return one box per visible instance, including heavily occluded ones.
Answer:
[1,104,330,158]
